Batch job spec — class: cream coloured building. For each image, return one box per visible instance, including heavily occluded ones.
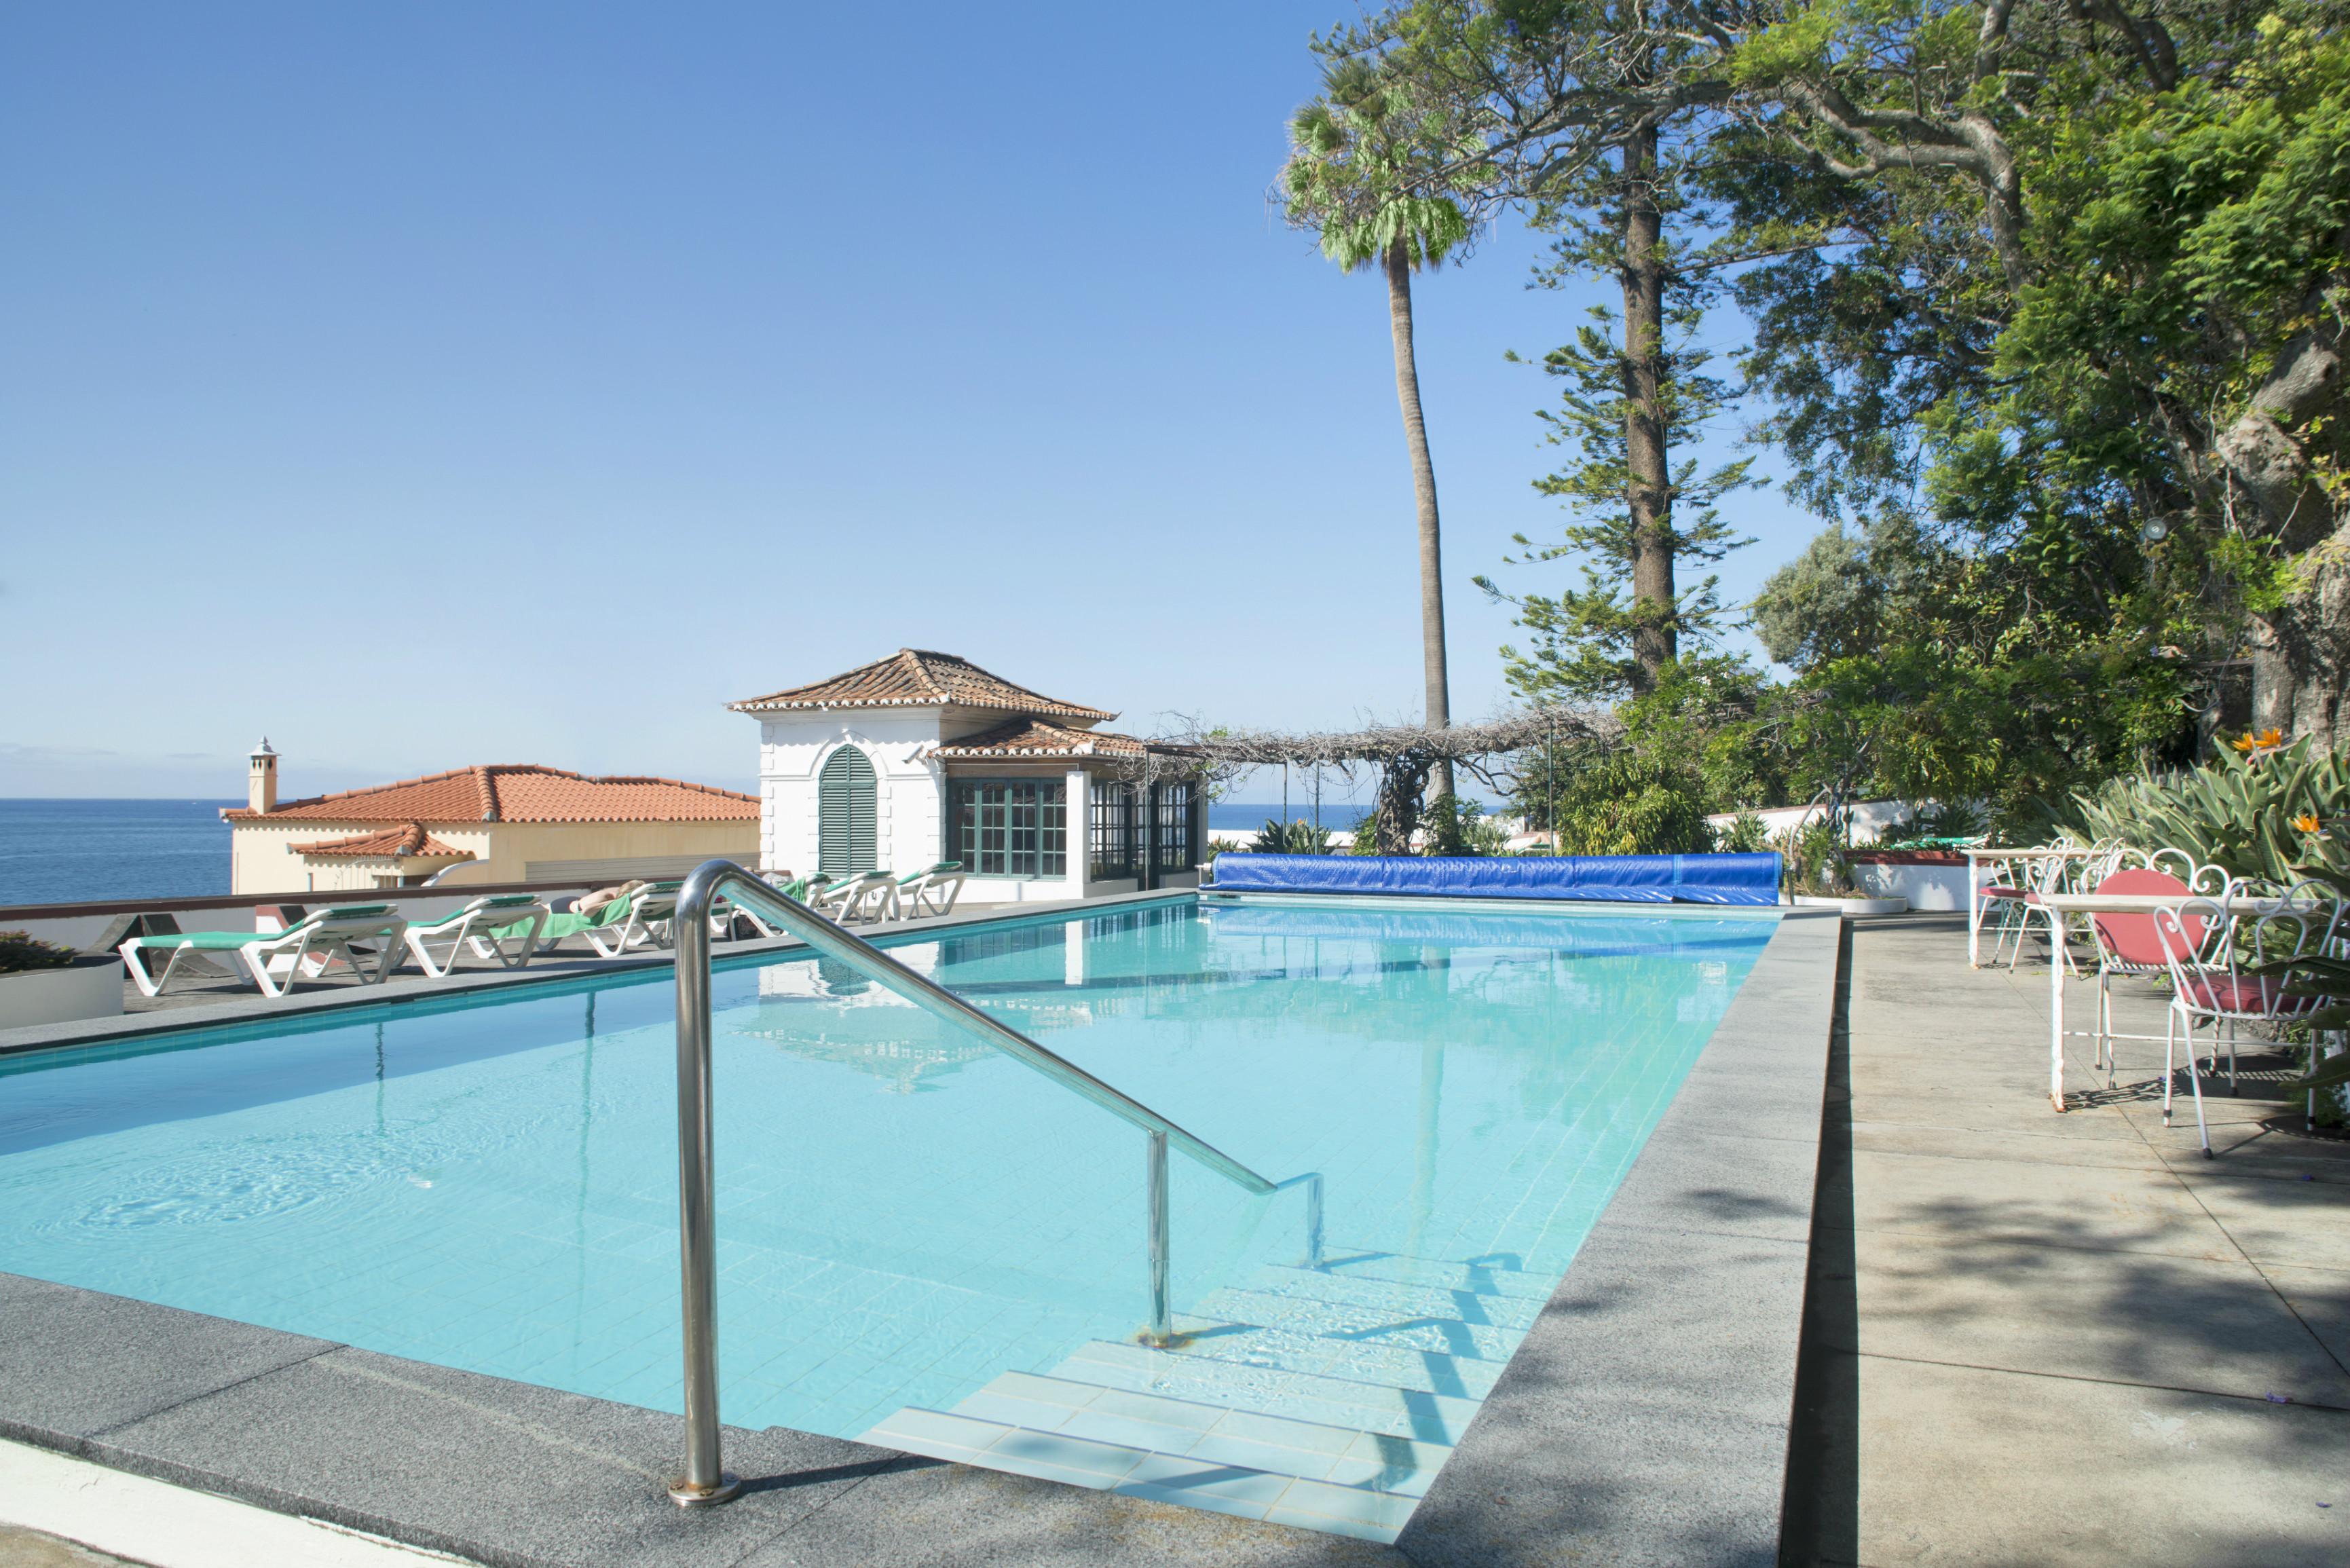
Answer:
[729,650,1205,904]
[221,742,759,894]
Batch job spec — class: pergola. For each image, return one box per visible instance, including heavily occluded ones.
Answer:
[1180,709,1619,853]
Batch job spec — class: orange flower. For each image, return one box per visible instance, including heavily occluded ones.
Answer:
[2294,813,2323,833]
[2233,727,2287,753]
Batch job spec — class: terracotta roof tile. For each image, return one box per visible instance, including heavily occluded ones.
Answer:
[225,765,758,825]
[928,719,1196,760]
[291,823,473,860]
[729,649,1115,721]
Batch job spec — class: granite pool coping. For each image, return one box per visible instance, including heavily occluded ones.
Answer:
[0,906,1840,1567]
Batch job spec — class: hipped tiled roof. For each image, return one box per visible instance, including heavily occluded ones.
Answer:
[291,823,472,860]
[729,649,1115,721]
[225,766,758,824]
[928,719,1196,760]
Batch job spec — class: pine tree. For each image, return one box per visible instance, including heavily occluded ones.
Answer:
[1477,168,1757,705]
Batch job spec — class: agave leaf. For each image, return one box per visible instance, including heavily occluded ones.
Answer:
[2281,1003,2350,1033]
[2286,1048,2350,1091]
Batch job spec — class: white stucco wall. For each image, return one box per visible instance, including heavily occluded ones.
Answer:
[758,711,948,877]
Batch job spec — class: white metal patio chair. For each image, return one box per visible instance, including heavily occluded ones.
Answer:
[2150,899,2335,1156]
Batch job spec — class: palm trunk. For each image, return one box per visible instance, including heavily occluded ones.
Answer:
[1386,238,1454,801]
[1620,125,1673,688]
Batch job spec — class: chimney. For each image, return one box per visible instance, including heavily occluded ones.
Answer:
[248,738,279,814]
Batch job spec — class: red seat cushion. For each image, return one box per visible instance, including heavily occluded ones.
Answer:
[2180,974,2311,1016]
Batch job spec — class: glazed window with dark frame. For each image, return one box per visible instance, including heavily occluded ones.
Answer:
[1153,779,1195,872]
[1089,779,1136,879]
[948,779,1066,876]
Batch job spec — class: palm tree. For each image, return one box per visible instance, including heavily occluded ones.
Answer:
[1284,64,1471,800]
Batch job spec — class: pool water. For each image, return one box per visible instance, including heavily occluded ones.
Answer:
[0,895,1775,1539]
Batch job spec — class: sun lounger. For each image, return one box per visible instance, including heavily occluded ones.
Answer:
[400,893,549,978]
[519,882,645,956]
[120,904,409,999]
[595,880,684,954]
[812,870,896,923]
[530,880,683,958]
[896,861,966,918]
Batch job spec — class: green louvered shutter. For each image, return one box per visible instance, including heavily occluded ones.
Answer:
[819,747,878,875]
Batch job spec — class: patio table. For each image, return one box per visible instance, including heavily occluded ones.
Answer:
[2028,891,2288,1113]
[1964,847,2101,969]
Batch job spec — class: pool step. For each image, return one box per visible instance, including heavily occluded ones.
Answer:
[860,1248,1546,1544]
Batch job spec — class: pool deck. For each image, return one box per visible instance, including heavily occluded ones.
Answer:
[1781,914,2349,1567]
[0,899,1841,1567]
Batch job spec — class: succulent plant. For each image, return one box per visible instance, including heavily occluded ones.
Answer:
[2050,735,2350,888]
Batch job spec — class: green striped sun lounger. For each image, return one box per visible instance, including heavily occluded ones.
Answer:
[120,904,409,999]
[401,893,550,978]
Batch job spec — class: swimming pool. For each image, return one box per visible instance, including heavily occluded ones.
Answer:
[0,893,1777,1542]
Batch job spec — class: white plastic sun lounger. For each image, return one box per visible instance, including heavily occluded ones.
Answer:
[120,904,409,999]
[811,871,896,924]
[895,861,966,918]
[579,880,683,957]
[401,893,549,978]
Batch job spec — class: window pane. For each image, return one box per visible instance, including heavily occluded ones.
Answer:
[1042,783,1066,877]
[1088,780,1130,879]
[980,785,1007,875]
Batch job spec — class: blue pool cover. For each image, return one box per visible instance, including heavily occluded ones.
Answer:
[1208,851,1784,906]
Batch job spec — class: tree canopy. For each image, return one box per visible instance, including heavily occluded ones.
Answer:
[1297,1,2350,829]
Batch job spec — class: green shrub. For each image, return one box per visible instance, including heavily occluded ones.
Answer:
[1552,755,1715,857]
[0,931,77,975]
[1421,794,1514,857]
[1780,816,1857,896]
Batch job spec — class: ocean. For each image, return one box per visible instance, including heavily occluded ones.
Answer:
[0,798,1365,910]
[0,800,238,908]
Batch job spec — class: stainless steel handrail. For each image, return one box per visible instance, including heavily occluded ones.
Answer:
[665,858,1320,1507]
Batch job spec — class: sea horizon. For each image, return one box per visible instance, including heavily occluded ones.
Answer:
[0,796,1406,908]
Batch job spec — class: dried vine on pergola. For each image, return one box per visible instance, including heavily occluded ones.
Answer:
[1178,709,1618,853]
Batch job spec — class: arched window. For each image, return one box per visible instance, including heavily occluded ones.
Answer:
[817,746,878,876]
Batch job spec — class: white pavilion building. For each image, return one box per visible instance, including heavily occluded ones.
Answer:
[728,650,1205,904]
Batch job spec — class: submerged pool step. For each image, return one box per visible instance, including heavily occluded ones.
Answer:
[1056,1339,1484,1444]
[862,1404,1421,1542]
[1300,1252,1555,1303]
[860,1249,1535,1544]
[956,1371,1451,1491]
[1193,1287,1529,1359]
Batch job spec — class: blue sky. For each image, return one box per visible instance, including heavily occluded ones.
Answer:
[0,1,1823,802]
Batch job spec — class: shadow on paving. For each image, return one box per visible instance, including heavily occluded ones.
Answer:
[1778,920,1859,1567]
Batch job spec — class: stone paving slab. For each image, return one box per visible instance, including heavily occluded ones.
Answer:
[0,1273,337,1440]
[88,1347,899,1568]
[1850,1230,2350,1407]
[1852,1358,2345,1568]
[1841,1146,2242,1261]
